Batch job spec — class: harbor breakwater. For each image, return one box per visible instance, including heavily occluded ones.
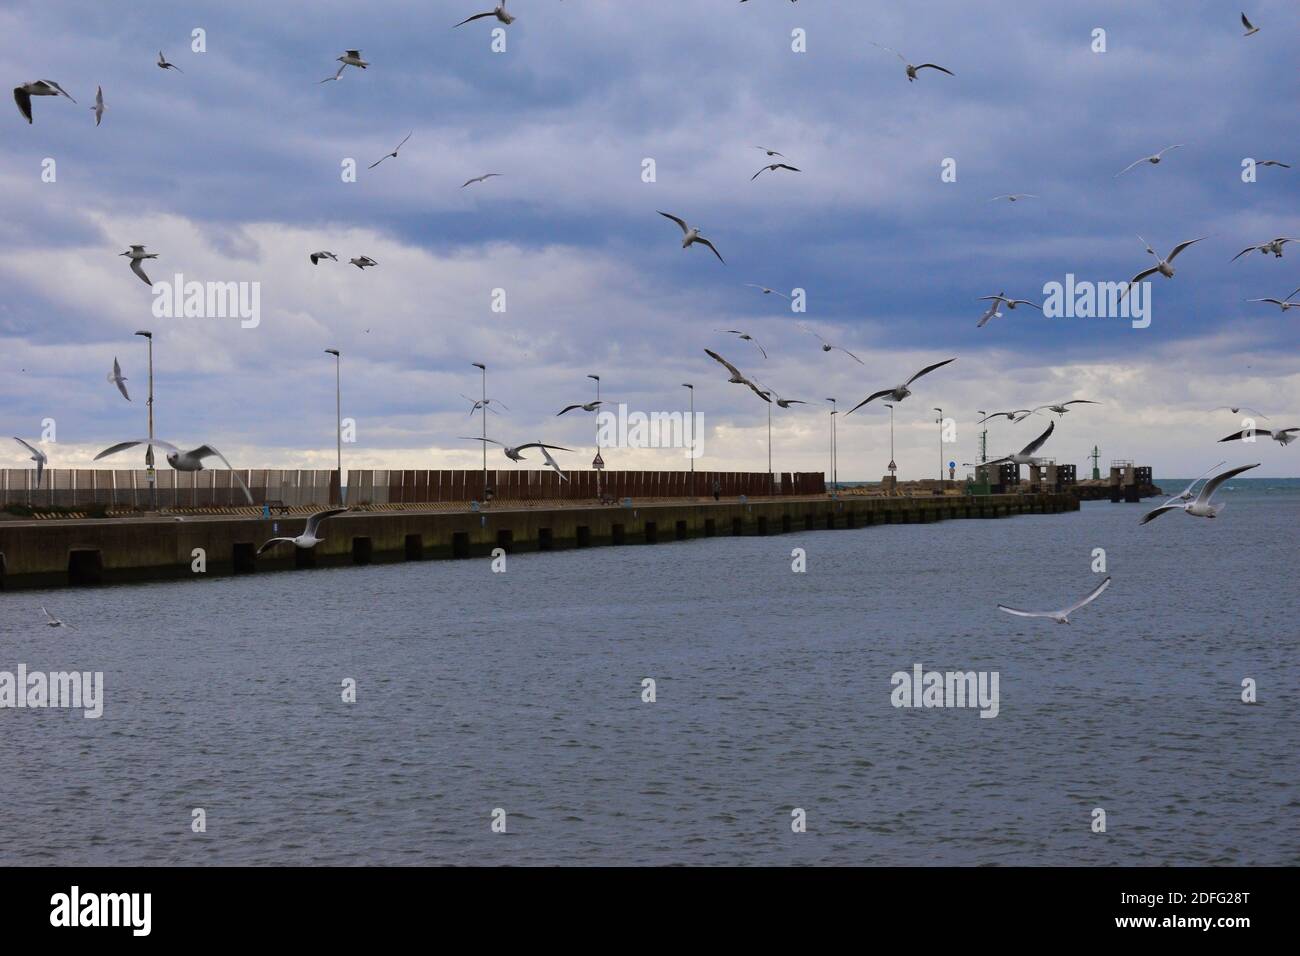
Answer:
[0,492,1078,590]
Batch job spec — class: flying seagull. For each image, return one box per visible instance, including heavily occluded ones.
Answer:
[977,294,1040,328]
[846,358,956,414]
[556,401,604,416]
[368,131,412,169]
[459,437,573,462]
[13,80,75,124]
[1163,461,1228,505]
[12,437,46,486]
[1231,237,1296,261]
[719,330,768,359]
[1240,12,1259,36]
[41,606,73,629]
[1210,405,1268,419]
[753,146,786,157]
[1140,463,1258,523]
[978,410,1033,424]
[1255,160,1290,169]
[539,445,568,482]
[658,212,725,263]
[462,394,508,416]
[1034,400,1099,418]
[455,2,515,27]
[119,245,158,286]
[91,85,104,126]
[798,324,863,364]
[1115,145,1184,177]
[257,508,348,556]
[1219,427,1298,446]
[987,194,1037,203]
[871,43,954,82]
[322,50,369,82]
[998,576,1111,624]
[703,349,772,403]
[1122,235,1206,298]
[349,256,378,269]
[309,251,338,265]
[764,390,807,409]
[743,283,789,298]
[157,51,183,72]
[752,162,801,181]
[94,440,254,504]
[986,420,1055,466]
[1246,288,1300,310]
[108,357,130,401]
[461,173,502,188]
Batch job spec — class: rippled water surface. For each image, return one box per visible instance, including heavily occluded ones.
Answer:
[1,484,1296,865]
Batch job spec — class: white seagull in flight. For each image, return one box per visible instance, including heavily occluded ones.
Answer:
[986,421,1055,466]
[1140,463,1258,523]
[1209,405,1268,419]
[719,330,768,359]
[998,577,1111,624]
[744,283,789,299]
[1122,235,1206,299]
[752,162,801,181]
[349,256,378,269]
[1219,427,1298,446]
[659,212,725,263]
[1246,288,1300,310]
[461,173,502,188]
[91,86,104,126]
[369,131,412,169]
[309,251,338,265]
[13,80,75,124]
[119,245,158,286]
[1033,400,1099,418]
[12,437,47,486]
[798,324,863,364]
[870,43,954,82]
[41,606,74,629]
[157,51,183,72]
[459,437,573,462]
[1115,145,1183,177]
[1162,461,1228,505]
[1240,12,1260,36]
[257,509,349,556]
[703,349,772,403]
[94,440,254,503]
[987,194,1036,203]
[108,357,130,401]
[846,358,956,413]
[1231,237,1297,261]
[556,401,604,416]
[455,2,515,27]
[322,51,369,82]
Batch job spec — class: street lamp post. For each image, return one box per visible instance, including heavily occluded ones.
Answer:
[825,398,837,496]
[472,362,487,499]
[934,407,944,485]
[682,383,694,497]
[588,374,601,501]
[884,402,897,495]
[134,330,156,511]
[325,349,343,505]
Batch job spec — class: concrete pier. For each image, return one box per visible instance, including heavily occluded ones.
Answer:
[0,492,1078,590]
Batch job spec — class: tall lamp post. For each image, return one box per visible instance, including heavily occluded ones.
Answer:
[588,374,601,501]
[325,349,343,504]
[825,398,837,496]
[682,383,694,497]
[884,402,897,495]
[472,362,487,498]
[933,407,944,485]
[134,330,156,511]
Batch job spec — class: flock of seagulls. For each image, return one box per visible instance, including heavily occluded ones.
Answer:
[7,8,1291,637]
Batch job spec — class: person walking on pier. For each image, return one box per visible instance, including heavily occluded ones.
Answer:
[712,479,721,501]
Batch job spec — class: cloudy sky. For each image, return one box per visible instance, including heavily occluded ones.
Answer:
[2,0,1296,481]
